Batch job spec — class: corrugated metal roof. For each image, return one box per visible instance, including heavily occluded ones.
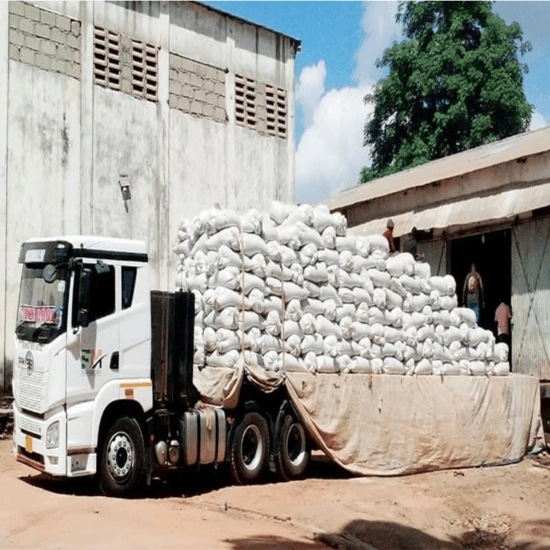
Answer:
[327,125,550,212]
[348,181,550,238]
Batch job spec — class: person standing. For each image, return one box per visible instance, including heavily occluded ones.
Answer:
[383,219,396,253]
[495,300,513,349]
[404,226,419,259]
[462,263,484,323]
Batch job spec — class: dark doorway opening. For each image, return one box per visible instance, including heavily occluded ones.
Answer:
[449,229,511,332]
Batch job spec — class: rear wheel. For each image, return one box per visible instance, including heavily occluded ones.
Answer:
[229,411,270,485]
[275,412,310,481]
[99,416,145,497]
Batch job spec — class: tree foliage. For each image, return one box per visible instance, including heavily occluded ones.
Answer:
[361,1,532,183]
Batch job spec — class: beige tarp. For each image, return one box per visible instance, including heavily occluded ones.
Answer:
[285,373,541,476]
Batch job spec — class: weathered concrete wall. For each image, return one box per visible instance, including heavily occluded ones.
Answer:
[0,0,299,395]
[0,3,9,398]
[5,60,82,394]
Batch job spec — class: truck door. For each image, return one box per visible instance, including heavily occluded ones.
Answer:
[65,261,120,451]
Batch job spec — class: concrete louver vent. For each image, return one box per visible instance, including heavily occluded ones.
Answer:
[93,26,121,90]
[266,85,287,139]
[131,39,158,102]
[235,74,257,129]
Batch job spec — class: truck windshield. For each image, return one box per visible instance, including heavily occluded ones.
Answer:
[15,265,70,344]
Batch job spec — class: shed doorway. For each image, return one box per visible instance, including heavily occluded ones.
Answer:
[449,229,511,332]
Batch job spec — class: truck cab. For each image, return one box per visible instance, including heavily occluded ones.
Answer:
[13,236,310,496]
[13,237,152,486]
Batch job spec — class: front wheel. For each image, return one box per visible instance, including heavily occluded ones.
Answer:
[229,411,270,485]
[275,412,310,481]
[99,417,145,497]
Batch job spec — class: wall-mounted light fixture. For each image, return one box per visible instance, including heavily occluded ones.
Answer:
[119,174,131,201]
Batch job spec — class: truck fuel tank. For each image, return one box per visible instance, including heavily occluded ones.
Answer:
[179,408,226,466]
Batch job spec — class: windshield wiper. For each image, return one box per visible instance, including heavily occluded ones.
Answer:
[32,324,55,342]
[15,322,31,336]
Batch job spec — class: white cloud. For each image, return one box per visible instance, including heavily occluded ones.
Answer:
[296,85,373,205]
[295,1,401,205]
[296,60,327,128]
[354,1,401,87]
[530,109,549,131]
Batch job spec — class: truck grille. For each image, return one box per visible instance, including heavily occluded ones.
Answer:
[17,364,46,413]
[20,415,41,437]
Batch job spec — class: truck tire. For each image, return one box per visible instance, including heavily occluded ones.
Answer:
[229,411,270,485]
[99,416,145,497]
[275,412,310,481]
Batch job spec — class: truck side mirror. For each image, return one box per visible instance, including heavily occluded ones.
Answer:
[77,268,92,328]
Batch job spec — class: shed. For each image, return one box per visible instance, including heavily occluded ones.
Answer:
[326,126,550,382]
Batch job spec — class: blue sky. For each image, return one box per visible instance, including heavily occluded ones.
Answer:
[207,1,550,205]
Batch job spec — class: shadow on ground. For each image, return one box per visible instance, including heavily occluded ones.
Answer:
[18,453,351,499]
[227,519,550,550]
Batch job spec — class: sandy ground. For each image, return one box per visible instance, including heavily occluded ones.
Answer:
[1,438,550,550]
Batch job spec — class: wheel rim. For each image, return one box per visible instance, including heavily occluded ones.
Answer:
[286,422,306,467]
[106,431,135,480]
[241,424,263,471]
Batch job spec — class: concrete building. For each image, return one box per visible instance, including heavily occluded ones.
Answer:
[0,1,301,396]
[326,126,550,383]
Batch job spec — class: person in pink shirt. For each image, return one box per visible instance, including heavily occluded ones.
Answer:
[495,300,513,350]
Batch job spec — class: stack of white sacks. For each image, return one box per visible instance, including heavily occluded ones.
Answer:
[174,202,510,379]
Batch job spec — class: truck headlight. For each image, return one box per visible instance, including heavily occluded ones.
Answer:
[46,421,59,449]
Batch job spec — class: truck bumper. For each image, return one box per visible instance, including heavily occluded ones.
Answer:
[13,402,68,476]
[14,403,98,478]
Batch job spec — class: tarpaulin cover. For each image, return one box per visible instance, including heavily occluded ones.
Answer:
[285,372,540,475]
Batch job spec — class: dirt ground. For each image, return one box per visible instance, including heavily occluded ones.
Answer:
[1,438,550,550]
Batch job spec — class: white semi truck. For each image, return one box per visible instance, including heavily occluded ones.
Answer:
[12,231,540,496]
[13,236,309,496]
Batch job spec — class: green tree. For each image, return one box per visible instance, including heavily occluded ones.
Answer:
[361,1,532,183]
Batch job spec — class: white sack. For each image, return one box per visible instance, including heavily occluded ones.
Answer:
[285,334,302,357]
[367,234,390,256]
[314,355,340,374]
[323,299,338,321]
[493,362,511,376]
[263,295,283,314]
[260,334,283,353]
[336,303,357,323]
[302,298,326,317]
[413,262,431,279]
[285,299,302,321]
[440,295,458,311]
[384,357,406,374]
[239,311,264,331]
[304,263,329,283]
[430,275,456,296]
[302,334,325,355]
[399,274,423,294]
[203,308,239,330]
[323,335,339,357]
[348,357,371,373]
[209,266,240,291]
[335,236,357,253]
[368,269,391,288]
[415,358,433,375]
[321,226,337,249]
[265,310,281,336]
[206,349,241,369]
[386,253,415,278]
[317,248,340,266]
[316,316,343,338]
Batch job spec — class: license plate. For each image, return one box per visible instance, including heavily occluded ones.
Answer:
[25,435,33,453]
